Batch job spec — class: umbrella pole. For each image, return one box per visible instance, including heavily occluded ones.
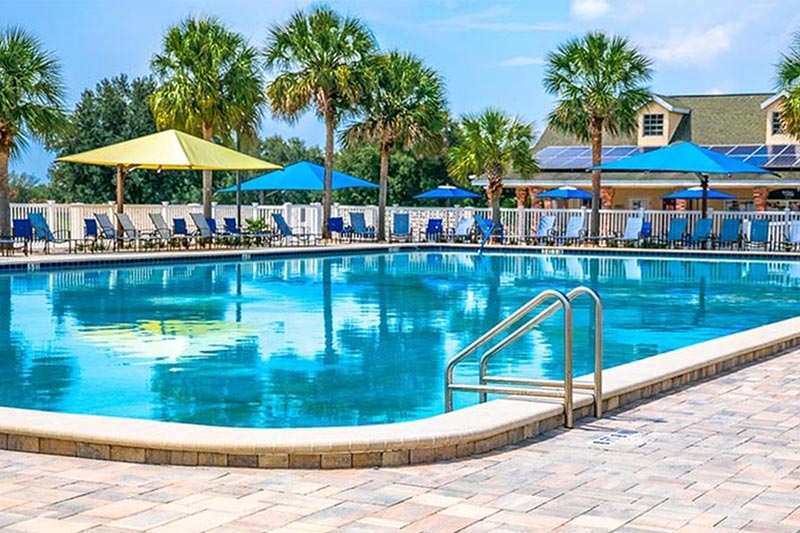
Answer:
[116,165,125,237]
[697,172,709,218]
[235,133,242,228]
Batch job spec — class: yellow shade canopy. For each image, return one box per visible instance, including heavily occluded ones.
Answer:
[56,129,281,171]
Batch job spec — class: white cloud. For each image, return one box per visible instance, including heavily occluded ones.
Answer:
[650,23,739,65]
[705,87,725,95]
[499,56,545,67]
[571,0,610,19]
[430,7,566,32]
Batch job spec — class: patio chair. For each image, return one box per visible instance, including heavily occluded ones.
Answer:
[475,214,504,246]
[655,217,688,247]
[29,212,71,253]
[527,215,556,245]
[190,212,218,246]
[94,213,118,240]
[117,212,159,249]
[2,219,31,256]
[450,217,475,243]
[784,220,800,251]
[610,217,645,247]
[272,213,317,246]
[716,218,741,249]
[687,218,713,248]
[349,212,376,241]
[555,215,585,245]
[173,218,189,238]
[223,217,242,236]
[328,217,349,242]
[391,213,412,242]
[149,213,188,249]
[422,218,444,242]
[746,219,770,250]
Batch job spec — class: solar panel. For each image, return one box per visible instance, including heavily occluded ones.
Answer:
[535,143,800,170]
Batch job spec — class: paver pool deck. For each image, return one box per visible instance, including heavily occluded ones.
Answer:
[0,349,799,532]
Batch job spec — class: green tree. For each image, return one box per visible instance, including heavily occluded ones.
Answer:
[49,75,203,204]
[544,31,652,236]
[0,27,67,236]
[447,109,537,224]
[343,52,448,241]
[9,171,49,202]
[265,6,377,238]
[150,16,264,218]
[776,31,800,136]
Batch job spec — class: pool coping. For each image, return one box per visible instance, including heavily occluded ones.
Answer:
[2,314,799,469]
[2,241,800,273]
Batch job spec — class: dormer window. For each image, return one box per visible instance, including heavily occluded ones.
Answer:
[642,113,664,136]
[771,111,785,135]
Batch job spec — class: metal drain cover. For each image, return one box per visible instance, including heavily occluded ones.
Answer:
[591,429,645,448]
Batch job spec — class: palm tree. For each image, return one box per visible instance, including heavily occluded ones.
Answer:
[0,27,67,236]
[150,16,264,218]
[343,52,448,241]
[265,6,377,239]
[448,109,538,225]
[776,31,800,136]
[544,31,652,237]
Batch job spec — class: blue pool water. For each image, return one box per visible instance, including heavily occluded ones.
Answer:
[1,251,799,428]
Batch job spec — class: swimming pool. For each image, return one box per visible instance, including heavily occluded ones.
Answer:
[1,250,799,429]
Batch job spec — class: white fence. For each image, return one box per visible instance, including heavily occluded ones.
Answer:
[9,201,800,249]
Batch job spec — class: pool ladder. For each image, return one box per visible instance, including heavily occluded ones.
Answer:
[444,286,603,428]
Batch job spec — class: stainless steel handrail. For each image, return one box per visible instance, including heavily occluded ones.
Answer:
[444,285,603,429]
[444,289,569,411]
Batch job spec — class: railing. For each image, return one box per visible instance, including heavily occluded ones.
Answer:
[9,201,800,249]
[444,286,603,428]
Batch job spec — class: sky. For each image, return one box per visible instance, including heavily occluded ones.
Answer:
[7,0,800,180]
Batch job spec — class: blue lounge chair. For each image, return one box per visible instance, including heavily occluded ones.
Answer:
[272,213,317,246]
[5,219,31,255]
[328,217,349,242]
[475,214,503,248]
[349,212,376,241]
[527,215,556,245]
[29,212,71,253]
[747,219,770,250]
[391,213,412,242]
[658,217,688,247]
[555,215,585,245]
[149,213,187,248]
[223,217,242,236]
[173,218,190,238]
[785,220,800,251]
[451,217,474,243]
[84,218,98,241]
[422,218,444,242]
[206,217,220,235]
[716,218,741,249]
[612,217,644,247]
[688,218,713,248]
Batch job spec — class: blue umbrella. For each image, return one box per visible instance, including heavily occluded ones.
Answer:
[592,142,774,216]
[536,186,592,200]
[662,186,736,200]
[414,185,481,199]
[217,161,378,192]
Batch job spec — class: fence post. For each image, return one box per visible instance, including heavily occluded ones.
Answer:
[161,201,169,222]
[311,202,323,235]
[251,202,259,223]
[211,202,217,220]
[46,200,55,228]
[107,201,115,218]
[283,202,292,228]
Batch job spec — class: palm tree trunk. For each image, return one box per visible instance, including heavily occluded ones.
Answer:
[322,110,334,240]
[0,143,10,237]
[377,142,390,242]
[201,123,213,219]
[590,117,603,237]
[487,169,503,225]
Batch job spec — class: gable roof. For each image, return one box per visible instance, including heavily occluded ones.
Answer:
[535,93,775,150]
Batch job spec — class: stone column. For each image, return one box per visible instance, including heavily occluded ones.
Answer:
[514,188,528,208]
[753,187,768,212]
[600,187,615,209]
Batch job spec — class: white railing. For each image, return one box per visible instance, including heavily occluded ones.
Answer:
[9,201,800,249]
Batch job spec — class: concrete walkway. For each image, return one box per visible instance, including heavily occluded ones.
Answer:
[1,350,799,532]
